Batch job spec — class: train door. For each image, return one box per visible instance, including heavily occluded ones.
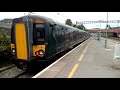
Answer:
[51,25,63,54]
[33,23,46,58]
[55,25,62,52]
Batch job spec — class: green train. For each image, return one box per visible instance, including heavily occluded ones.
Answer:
[11,15,90,70]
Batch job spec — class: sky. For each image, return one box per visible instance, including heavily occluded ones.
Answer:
[0,12,120,29]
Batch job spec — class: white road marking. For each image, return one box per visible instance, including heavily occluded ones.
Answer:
[109,45,115,47]
[105,49,112,51]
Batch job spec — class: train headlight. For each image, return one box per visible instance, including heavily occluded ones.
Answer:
[35,50,44,57]
[39,50,44,55]
[12,48,15,53]
[40,51,43,55]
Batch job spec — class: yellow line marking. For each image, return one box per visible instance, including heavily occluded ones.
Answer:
[79,54,84,61]
[78,43,90,61]
[67,64,79,78]
[67,42,90,78]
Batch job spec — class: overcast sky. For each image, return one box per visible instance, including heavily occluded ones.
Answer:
[0,12,120,29]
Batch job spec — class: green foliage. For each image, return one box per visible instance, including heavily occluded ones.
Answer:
[0,28,12,60]
[0,28,14,68]
[65,19,72,26]
[0,26,13,68]
[77,24,86,30]
[0,28,5,35]
[72,24,77,28]
[0,33,10,53]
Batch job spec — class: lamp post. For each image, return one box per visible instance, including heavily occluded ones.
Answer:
[76,21,77,28]
[96,24,101,40]
[105,12,108,48]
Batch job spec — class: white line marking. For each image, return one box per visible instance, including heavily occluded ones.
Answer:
[109,45,115,47]
[32,38,91,78]
[109,40,117,43]
[105,49,112,51]
[110,42,115,44]
[47,69,59,71]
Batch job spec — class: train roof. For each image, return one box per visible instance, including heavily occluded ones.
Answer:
[18,15,54,23]
[16,15,87,32]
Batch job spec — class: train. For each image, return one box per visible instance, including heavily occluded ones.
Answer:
[11,15,90,70]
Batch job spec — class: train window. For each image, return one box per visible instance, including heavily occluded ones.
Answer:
[36,24,44,28]
[11,25,15,43]
[37,32,41,37]
[33,23,45,44]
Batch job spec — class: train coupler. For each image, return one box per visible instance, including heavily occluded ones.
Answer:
[18,62,27,70]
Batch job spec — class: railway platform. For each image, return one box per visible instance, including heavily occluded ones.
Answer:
[33,37,120,78]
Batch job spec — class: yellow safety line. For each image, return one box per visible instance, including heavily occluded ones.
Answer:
[67,64,79,78]
[67,42,90,78]
[78,43,90,61]
[78,54,84,61]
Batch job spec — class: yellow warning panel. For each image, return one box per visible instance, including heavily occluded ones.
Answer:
[15,23,27,60]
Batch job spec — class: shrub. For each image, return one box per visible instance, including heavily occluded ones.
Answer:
[0,29,14,66]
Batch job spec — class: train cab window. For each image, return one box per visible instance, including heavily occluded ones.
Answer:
[11,25,15,43]
[36,24,44,28]
[33,23,45,44]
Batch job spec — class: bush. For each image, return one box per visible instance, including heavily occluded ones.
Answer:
[0,32,11,55]
[0,29,14,67]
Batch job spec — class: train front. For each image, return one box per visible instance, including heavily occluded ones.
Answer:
[11,16,47,70]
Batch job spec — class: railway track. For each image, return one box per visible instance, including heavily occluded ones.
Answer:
[14,71,32,78]
[0,64,15,73]
[0,64,39,78]
[0,65,25,78]
[0,63,52,78]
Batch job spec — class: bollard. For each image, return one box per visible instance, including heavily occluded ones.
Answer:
[104,39,107,48]
[114,42,120,59]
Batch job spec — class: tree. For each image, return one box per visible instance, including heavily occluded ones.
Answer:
[0,32,10,52]
[65,19,72,26]
[72,24,77,28]
[77,24,86,30]
[0,27,11,57]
